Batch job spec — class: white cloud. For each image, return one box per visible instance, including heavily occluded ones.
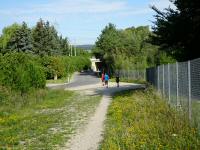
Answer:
[0,0,127,16]
[0,0,176,20]
[118,8,152,17]
[149,0,176,10]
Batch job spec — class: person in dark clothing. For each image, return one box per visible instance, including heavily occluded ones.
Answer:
[116,74,120,87]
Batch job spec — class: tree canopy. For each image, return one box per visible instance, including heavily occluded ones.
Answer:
[0,19,86,56]
[93,23,172,74]
[7,22,32,53]
[151,0,200,61]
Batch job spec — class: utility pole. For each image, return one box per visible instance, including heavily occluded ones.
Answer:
[68,44,71,56]
[71,44,73,56]
[75,45,76,56]
[74,39,77,56]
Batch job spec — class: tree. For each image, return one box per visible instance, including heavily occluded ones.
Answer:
[59,36,69,55]
[0,23,21,53]
[93,23,161,73]
[32,19,46,55]
[151,0,200,61]
[7,22,32,52]
[94,23,123,73]
[45,22,60,55]
[32,19,60,56]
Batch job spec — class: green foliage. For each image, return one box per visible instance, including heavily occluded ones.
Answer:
[7,22,33,53]
[32,19,60,56]
[71,56,91,71]
[0,53,46,94]
[100,89,200,149]
[0,19,90,95]
[151,0,200,61]
[0,19,88,57]
[93,24,163,74]
[0,23,21,53]
[38,55,91,80]
[59,36,70,55]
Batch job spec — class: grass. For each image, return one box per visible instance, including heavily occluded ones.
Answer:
[110,78,146,84]
[192,101,200,132]
[46,77,68,84]
[100,88,200,150]
[0,89,101,149]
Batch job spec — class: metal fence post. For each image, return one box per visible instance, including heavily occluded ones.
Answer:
[163,65,165,98]
[157,66,160,91]
[127,69,129,81]
[168,63,171,103]
[176,62,180,107]
[188,61,192,121]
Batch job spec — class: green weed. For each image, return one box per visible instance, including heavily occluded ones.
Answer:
[100,88,200,150]
[0,89,101,149]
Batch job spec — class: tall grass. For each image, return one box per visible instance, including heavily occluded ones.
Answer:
[100,88,200,149]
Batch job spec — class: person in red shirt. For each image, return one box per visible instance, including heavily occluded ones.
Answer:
[101,73,105,86]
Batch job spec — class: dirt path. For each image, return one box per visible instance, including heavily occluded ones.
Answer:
[63,82,143,150]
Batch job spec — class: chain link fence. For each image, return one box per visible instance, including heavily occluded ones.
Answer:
[116,69,146,81]
[146,58,200,128]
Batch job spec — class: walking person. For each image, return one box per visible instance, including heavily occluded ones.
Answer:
[116,73,120,87]
[101,72,105,86]
[104,73,109,88]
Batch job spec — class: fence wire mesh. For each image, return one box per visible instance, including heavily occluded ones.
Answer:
[146,58,200,128]
[178,62,189,111]
[116,69,146,81]
[190,58,200,127]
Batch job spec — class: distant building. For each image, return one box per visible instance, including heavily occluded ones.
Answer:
[90,57,101,73]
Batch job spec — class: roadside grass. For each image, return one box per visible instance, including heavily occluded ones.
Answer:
[0,89,101,149]
[192,101,200,132]
[46,77,68,84]
[100,88,200,150]
[110,78,146,84]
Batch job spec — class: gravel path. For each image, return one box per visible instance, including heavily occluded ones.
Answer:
[61,73,144,150]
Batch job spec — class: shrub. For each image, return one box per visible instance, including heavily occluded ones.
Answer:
[39,56,66,80]
[0,52,46,94]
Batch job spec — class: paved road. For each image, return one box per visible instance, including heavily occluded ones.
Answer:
[65,72,100,88]
[47,72,101,89]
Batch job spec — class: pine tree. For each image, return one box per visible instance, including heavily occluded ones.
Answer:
[59,36,69,55]
[45,22,60,55]
[32,19,60,56]
[32,19,46,55]
[7,22,32,52]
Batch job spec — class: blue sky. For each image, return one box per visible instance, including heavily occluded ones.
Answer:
[0,0,175,45]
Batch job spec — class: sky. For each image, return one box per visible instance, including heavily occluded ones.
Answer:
[0,0,175,45]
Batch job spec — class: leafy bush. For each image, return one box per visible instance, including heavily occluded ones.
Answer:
[0,52,91,95]
[0,52,46,94]
[39,56,90,80]
[39,56,65,79]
